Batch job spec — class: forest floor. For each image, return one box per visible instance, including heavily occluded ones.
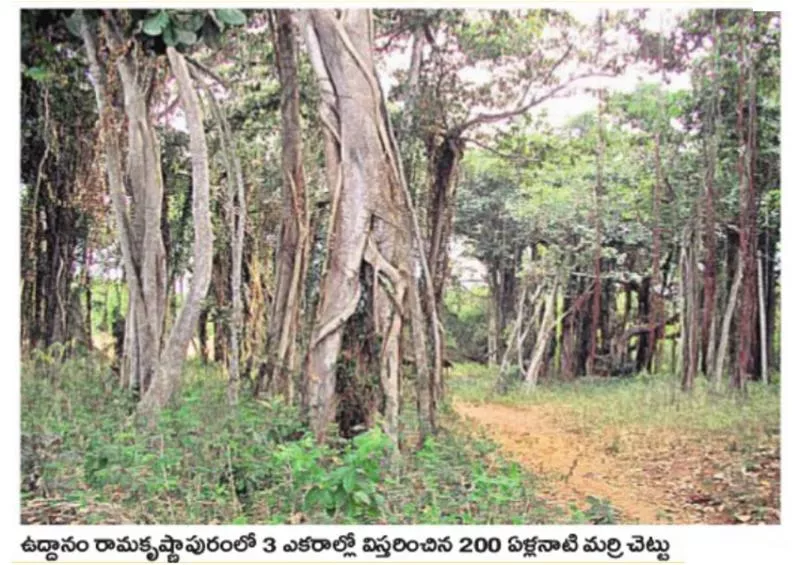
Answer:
[449,364,781,525]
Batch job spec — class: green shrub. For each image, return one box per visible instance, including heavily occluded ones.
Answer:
[21,349,560,525]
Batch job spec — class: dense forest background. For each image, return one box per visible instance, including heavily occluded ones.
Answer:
[20,8,780,525]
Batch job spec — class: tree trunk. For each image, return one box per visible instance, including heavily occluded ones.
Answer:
[715,253,743,388]
[487,270,499,366]
[207,87,246,404]
[680,226,700,391]
[734,19,758,390]
[263,10,310,403]
[588,90,604,375]
[426,135,464,308]
[198,306,209,364]
[138,47,214,417]
[301,9,422,444]
[633,276,650,372]
[757,251,768,383]
[524,283,557,386]
[79,13,166,397]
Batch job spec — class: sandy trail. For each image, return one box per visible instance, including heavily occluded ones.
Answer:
[453,400,697,524]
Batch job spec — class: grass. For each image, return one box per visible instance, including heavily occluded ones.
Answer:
[448,361,780,525]
[21,348,562,525]
[448,362,780,441]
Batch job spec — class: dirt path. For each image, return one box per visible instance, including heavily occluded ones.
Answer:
[453,400,779,524]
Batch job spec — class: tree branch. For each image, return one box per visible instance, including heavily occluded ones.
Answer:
[453,66,616,135]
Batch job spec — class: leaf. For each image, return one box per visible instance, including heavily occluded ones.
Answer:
[65,13,84,38]
[190,13,206,31]
[215,9,247,26]
[176,29,197,46]
[162,25,178,47]
[304,485,323,507]
[143,10,170,36]
[24,66,50,82]
[352,490,371,506]
[342,470,356,493]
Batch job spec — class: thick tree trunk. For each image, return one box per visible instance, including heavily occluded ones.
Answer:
[301,9,420,444]
[79,14,166,396]
[560,275,577,380]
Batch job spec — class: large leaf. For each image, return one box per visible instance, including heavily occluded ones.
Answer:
[176,29,197,46]
[24,66,51,82]
[65,12,84,38]
[189,13,206,31]
[143,11,170,36]
[215,9,247,26]
[162,24,178,47]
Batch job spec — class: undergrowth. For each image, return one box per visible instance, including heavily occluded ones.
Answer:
[21,350,559,525]
[448,362,780,443]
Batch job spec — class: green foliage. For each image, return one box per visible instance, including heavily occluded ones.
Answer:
[448,362,780,439]
[142,11,170,36]
[567,496,617,524]
[215,9,248,26]
[21,352,562,524]
[70,9,248,50]
[395,433,550,524]
[276,429,391,520]
[23,66,52,82]
[443,286,489,362]
[456,11,548,61]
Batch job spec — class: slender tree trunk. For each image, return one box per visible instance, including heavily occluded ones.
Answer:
[765,229,778,372]
[701,15,720,377]
[524,283,557,386]
[649,133,663,374]
[197,67,246,404]
[83,245,93,350]
[635,276,651,372]
[757,251,768,383]
[734,18,758,390]
[139,47,214,417]
[715,253,743,388]
[262,10,310,403]
[500,283,541,378]
[426,136,463,308]
[588,90,604,375]
[487,270,499,366]
[198,306,209,364]
[680,226,700,391]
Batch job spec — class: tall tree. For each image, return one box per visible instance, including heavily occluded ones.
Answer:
[78,10,216,416]
[262,10,310,402]
[300,9,432,444]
